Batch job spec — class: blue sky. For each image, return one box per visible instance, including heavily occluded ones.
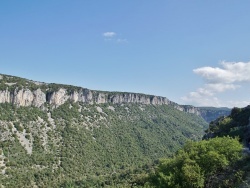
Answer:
[1,1,250,107]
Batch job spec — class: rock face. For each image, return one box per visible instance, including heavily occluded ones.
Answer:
[0,88,46,107]
[0,74,230,122]
[0,87,173,108]
[33,89,46,107]
[175,105,201,115]
[0,90,11,104]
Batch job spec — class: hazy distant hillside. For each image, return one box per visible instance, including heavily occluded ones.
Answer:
[204,105,250,142]
[196,106,231,123]
[179,105,231,123]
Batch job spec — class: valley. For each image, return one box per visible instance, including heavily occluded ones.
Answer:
[0,74,232,187]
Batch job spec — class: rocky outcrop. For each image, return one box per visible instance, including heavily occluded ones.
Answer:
[13,89,34,106]
[176,105,201,116]
[48,88,70,107]
[32,89,46,107]
[0,88,46,107]
[0,87,173,108]
[0,84,231,123]
[0,74,230,123]
[107,93,171,105]
[0,90,11,104]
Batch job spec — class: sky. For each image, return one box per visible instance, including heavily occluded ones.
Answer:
[1,1,250,108]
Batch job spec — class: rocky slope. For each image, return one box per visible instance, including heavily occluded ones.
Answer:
[0,73,234,187]
[0,97,208,187]
[0,74,229,122]
[0,73,211,187]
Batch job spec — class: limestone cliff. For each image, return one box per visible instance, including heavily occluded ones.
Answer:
[0,87,173,108]
[0,74,177,107]
[0,73,230,122]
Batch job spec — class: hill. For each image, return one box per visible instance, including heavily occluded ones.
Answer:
[195,106,231,123]
[180,106,231,123]
[0,73,225,187]
[138,105,250,188]
[203,105,250,143]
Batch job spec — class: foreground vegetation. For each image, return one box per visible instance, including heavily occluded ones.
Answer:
[137,105,250,188]
[146,137,245,188]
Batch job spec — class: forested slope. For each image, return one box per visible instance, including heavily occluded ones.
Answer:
[0,101,207,187]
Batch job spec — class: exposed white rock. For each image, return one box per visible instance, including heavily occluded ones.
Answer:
[108,106,115,111]
[47,113,56,129]
[96,93,107,104]
[33,89,46,107]
[96,107,103,113]
[174,105,200,116]
[85,89,93,103]
[14,89,34,106]
[33,81,44,85]
[12,125,32,155]
[0,90,11,103]
[49,88,69,107]
[5,82,16,86]
[0,79,201,116]
[71,91,79,102]
[139,107,145,111]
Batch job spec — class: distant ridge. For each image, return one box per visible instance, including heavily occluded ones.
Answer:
[0,73,230,122]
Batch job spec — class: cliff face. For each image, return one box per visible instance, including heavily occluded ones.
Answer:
[0,87,173,108]
[176,105,201,115]
[0,88,46,107]
[0,74,230,122]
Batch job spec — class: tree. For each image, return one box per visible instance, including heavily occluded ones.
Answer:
[148,136,242,188]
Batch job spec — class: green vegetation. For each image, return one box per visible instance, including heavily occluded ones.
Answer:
[0,74,42,91]
[2,73,244,187]
[146,137,243,188]
[204,106,250,141]
[138,105,250,188]
[0,73,82,93]
[0,101,207,187]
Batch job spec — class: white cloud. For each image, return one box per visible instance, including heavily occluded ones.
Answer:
[103,32,116,37]
[182,61,250,107]
[206,83,240,93]
[181,95,221,107]
[102,32,128,44]
[193,61,250,83]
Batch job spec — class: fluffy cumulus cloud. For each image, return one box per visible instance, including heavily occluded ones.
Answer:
[193,61,250,83]
[103,32,116,37]
[182,61,250,107]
